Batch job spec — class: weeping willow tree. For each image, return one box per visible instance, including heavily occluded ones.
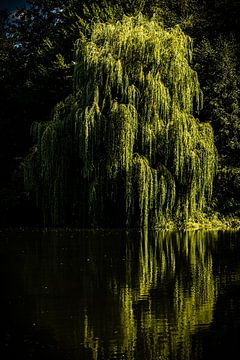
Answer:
[24,14,216,227]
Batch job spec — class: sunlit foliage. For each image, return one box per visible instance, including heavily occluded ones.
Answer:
[24,14,216,227]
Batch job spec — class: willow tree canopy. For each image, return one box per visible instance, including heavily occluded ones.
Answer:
[24,14,216,227]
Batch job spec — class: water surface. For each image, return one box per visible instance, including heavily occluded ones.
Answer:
[0,229,239,359]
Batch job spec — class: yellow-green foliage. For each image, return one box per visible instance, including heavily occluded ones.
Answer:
[24,14,216,227]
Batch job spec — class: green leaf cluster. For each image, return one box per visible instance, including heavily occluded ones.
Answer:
[24,14,216,227]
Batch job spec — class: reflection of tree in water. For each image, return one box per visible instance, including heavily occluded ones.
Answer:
[3,230,240,360]
[83,230,219,360]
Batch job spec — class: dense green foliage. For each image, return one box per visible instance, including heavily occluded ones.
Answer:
[195,35,240,216]
[0,0,239,226]
[24,15,216,227]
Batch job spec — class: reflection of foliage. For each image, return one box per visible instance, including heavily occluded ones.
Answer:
[18,229,240,359]
[83,230,218,359]
[25,14,216,227]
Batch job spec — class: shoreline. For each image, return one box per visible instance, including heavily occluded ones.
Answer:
[0,217,240,232]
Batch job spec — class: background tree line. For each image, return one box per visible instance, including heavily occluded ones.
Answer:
[0,0,239,225]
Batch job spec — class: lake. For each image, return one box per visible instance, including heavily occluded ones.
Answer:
[0,229,240,359]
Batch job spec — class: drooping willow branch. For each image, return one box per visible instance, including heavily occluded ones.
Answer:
[24,14,217,227]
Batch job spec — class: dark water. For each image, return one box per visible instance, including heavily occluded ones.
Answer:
[0,229,240,360]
